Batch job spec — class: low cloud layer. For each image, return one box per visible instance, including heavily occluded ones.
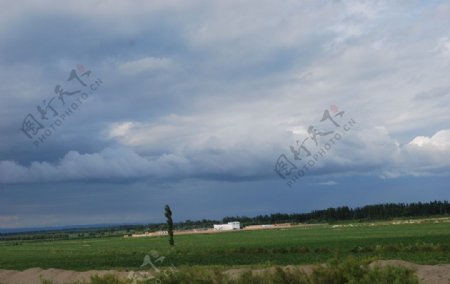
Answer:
[2,128,449,183]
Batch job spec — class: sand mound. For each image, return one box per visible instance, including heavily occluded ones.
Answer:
[0,261,449,284]
[0,268,131,284]
[371,260,450,284]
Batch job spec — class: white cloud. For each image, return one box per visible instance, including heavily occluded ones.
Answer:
[117,57,173,75]
[0,148,146,183]
[2,122,450,183]
[318,181,338,186]
[408,130,450,150]
[432,37,450,59]
[108,121,139,138]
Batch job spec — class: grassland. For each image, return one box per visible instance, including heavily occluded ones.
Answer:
[0,220,449,272]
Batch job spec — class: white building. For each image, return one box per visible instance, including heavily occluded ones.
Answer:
[213,221,240,231]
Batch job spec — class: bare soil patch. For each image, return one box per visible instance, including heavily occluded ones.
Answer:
[0,260,449,284]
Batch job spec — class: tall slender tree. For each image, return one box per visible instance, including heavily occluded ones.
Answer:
[164,205,174,246]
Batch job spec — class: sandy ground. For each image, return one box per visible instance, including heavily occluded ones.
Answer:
[0,260,449,284]
[370,260,450,284]
[0,268,132,284]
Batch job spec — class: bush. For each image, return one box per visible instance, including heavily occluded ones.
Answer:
[79,257,419,284]
[311,257,418,284]
[150,257,418,284]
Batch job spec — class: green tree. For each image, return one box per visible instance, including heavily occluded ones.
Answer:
[164,205,174,246]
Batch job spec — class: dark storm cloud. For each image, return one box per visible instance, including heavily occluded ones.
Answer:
[1,0,450,228]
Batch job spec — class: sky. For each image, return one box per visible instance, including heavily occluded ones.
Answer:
[1,0,450,229]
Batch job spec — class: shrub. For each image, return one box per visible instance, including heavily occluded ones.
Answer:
[150,257,418,284]
[80,257,419,284]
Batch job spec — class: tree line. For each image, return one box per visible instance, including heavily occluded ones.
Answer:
[222,200,450,225]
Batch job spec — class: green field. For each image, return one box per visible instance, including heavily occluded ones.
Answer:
[0,221,449,271]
